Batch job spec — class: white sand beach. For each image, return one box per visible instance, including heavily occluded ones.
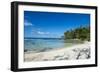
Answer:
[24,41,90,62]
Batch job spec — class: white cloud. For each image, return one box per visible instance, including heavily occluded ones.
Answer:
[37,31,50,35]
[31,27,50,35]
[24,20,33,26]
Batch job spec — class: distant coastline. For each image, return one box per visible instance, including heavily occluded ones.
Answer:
[24,37,64,39]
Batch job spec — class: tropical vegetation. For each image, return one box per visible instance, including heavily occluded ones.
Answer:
[64,26,90,41]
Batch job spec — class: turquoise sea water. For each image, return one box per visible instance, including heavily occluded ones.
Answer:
[24,38,77,52]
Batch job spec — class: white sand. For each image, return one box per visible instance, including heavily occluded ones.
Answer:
[24,42,90,62]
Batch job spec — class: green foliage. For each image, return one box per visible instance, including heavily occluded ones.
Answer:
[64,26,90,41]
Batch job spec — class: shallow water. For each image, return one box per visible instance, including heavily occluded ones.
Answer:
[24,38,78,52]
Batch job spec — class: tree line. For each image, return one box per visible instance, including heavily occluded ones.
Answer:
[64,26,90,41]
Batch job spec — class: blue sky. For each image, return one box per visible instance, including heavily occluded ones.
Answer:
[24,11,90,38]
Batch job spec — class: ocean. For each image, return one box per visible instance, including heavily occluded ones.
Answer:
[24,38,78,53]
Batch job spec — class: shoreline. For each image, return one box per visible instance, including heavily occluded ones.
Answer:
[24,41,90,62]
